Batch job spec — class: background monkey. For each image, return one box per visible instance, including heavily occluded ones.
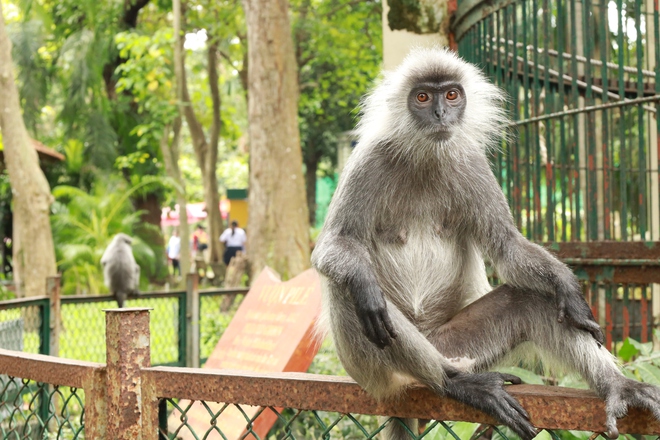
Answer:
[101,233,140,308]
[311,47,660,440]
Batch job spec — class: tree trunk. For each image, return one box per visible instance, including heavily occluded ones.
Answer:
[159,120,191,279]
[242,0,311,279]
[203,40,224,267]
[305,153,318,227]
[174,0,223,269]
[0,4,57,297]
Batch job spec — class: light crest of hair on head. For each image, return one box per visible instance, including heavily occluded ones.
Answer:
[355,46,510,163]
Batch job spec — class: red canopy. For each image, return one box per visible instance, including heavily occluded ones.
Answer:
[161,201,229,227]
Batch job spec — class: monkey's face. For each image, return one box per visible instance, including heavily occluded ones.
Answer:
[407,81,467,140]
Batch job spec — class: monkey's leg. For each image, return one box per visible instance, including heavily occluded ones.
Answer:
[325,291,536,440]
[429,284,660,438]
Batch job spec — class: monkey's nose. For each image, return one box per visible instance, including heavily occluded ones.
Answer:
[433,109,442,120]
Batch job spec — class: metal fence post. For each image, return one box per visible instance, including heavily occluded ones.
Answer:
[105,307,152,440]
[82,368,108,439]
[38,287,52,427]
[46,275,61,357]
[177,291,187,367]
[186,273,200,368]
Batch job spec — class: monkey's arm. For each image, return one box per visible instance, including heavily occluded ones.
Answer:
[312,233,397,348]
[311,158,398,349]
[472,161,603,342]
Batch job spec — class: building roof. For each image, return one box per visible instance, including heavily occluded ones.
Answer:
[0,138,65,166]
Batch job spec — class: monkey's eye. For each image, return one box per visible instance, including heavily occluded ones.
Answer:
[446,90,460,101]
[416,93,430,103]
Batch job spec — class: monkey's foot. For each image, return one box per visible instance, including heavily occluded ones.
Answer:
[443,372,538,440]
[604,378,660,438]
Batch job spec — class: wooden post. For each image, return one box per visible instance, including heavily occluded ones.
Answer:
[186,274,200,368]
[105,308,152,440]
[46,275,60,357]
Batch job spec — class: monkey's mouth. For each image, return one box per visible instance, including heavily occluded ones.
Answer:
[430,127,453,141]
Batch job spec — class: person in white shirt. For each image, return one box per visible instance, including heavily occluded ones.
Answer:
[219,221,247,266]
[167,230,182,275]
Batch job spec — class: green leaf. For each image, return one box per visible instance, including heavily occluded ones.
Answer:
[533,430,554,440]
[628,338,654,357]
[618,338,640,362]
[621,366,639,380]
[635,363,660,385]
[444,422,479,439]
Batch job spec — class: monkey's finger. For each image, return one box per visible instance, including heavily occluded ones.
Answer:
[380,309,398,340]
[567,315,604,344]
[498,373,522,385]
[604,415,619,439]
[557,298,566,323]
[371,313,394,348]
[581,321,605,344]
[493,402,537,440]
[502,392,530,420]
[360,315,384,349]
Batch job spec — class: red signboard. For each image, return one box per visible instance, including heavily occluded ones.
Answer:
[169,267,322,439]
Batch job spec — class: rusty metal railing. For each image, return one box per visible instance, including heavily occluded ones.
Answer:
[0,308,658,439]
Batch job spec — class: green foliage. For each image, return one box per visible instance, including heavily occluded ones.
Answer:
[115,29,178,150]
[293,0,383,172]
[200,295,244,361]
[50,177,160,295]
[619,331,660,388]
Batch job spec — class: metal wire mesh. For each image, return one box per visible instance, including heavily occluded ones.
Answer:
[60,296,181,365]
[0,376,84,439]
[0,306,43,355]
[199,293,244,364]
[159,398,595,440]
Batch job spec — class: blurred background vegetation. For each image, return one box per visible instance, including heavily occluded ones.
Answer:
[0,0,382,295]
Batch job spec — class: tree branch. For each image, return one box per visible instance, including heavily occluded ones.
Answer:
[323,0,364,19]
[173,0,208,161]
[123,0,151,28]
[208,38,221,153]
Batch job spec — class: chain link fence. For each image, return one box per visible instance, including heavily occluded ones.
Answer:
[60,294,185,365]
[0,279,248,367]
[161,400,525,440]
[0,302,45,355]
[0,376,84,439]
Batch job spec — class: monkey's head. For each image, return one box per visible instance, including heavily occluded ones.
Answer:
[356,47,509,160]
[114,233,133,246]
[407,80,466,140]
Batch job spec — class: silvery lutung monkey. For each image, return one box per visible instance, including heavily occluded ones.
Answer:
[101,233,140,308]
[311,47,660,440]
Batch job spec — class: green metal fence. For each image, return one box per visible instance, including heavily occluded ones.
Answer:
[160,401,523,439]
[455,0,660,243]
[0,376,84,439]
[0,278,247,367]
[454,0,660,351]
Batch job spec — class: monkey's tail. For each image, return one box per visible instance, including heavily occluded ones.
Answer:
[383,417,417,440]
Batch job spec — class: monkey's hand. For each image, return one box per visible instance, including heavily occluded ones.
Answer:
[444,372,538,440]
[352,285,397,349]
[555,279,604,344]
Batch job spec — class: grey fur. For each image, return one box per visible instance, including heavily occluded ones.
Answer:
[311,47,660,440]
[101,233,140,308]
